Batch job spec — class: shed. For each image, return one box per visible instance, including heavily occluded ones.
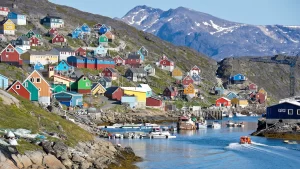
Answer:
[53,91,83,107]
[0,74,9,89]
[215,97,231,107]
[104,87,123,101]
[121,95,137,109]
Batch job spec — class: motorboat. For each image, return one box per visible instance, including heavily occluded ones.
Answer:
[226,121,235,127]
[222,112,227,117]
[228,113,233,118]
[98,123,123,129]
[146,127,176,139]
[240,136,251,144]
[250,113,259,117]
[208,121,221,129]
[140,123,160,129]
[283,140,298,144]
[121,123,142,129]
[177,116,196,130]
[237,122,245,127]
[235,113,247,117]
[197,120,207,129]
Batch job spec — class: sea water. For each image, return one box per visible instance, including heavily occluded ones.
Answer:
[108,117,300,169]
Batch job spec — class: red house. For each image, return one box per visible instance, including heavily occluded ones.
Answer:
[182,75,194,87]
[146,96,163,108]
[48,28,58,36]
[0,44,22,66]
[215,97,231,107]
[52,34,66,44]
[248,83,258,92]
[125,53,141,67]
[163,86,178,99]
[158,55,175,71]
[104,87,123,101]
[6,80,31,100]
[29,37,41,46]
[102,68,118,80]
[190,65,201,75]
[114,56,125,66]
[75,47,86,56]
[256,93,266,104]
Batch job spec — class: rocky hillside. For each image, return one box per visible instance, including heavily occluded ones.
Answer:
[121,5,300,60]
[217,56,300,102]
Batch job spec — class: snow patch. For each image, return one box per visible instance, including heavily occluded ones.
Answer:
[191,27,194,30]
[136,15,148,25]
[167,18,173,22]
[188,32,193,35]
[284,26,300,29]
[128,15,136,25]
[203,22,211,26]
[132,9,145,15]
[195,22,200,27]
[209,20,240,35]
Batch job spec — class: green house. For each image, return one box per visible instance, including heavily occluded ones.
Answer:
[23,30,42,39]
[23,80,39,101]
[70,75,92,94]
[99,34,108,46]
[51,83,67,93]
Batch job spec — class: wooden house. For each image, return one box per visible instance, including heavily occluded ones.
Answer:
[172,68,183,80]
[113,56,125,66]
[75,47,86,56]
[12,36,30,50]
[121,96,137,109]
[98,77,112,89]
[104,31,114,42]
[41,15,64,28]
[256,92,266,104]
[24,70,51,105]
[190,65,201,75]
[0,7,10,16]
[144,64,155,76]
[214,86,224,95]
[182,75,194,87]
[29,36,42,46]
[23,30,42,39]
[99,34,109,46]
[121,87,147,108]
[23,79,39,101]
[163,86,178,99]
[33,62,44,70]
[52,34,67,44]
[70,75,92,94]
[48,28,58,37]
[81,23,91,34]
[91,83,106,95]
[230,73,246,84]
[266,101,300,124]
[29,50,59,65]
[258,88,267,96]
[7,80,31,100]
[54,60,74,73]
[138,84,152,98]
[138,46,148,60]
[248,83,258,92]
[94,45,107,56]
[125,68,147,82]
[226,92,238,100]
[231,98,248,108]
[53,74,75,88]
[93,23,102,31]
[95,57,115,70]
[191,74,201,85]
[99,25,109,35]
[0,44,22,66]
[8,12,26,25]
[0,74,9,89]
[51,83,67,93]
[125,53,142,67]
[72,27,83,39]
[53,91,83,107]
[102,68,118,80]
[184,83,195,97]
[0,19,15,35]
[216,97,231,107]
[104,87,123,101]
[146,96,163,109]
[52,47,75,61]
[157,55,174,72]
[67,56,86,68]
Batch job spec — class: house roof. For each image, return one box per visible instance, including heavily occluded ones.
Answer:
[127,53,140,59]
[105,68,116,73]
[0,73,9,80]
[269,101,300,108]
[18,36,29,41]
[0,19,13,25]
[100,77,112,82]
[29,50,57,55]
[121,87,147,92]
[91,83,99,90]
[6,80,31,94]
[46,15,62,19]
[54,47,74,52]
[53,91,83,96]
[70,70,84,78]
[167,86,174,93]
[217,97,231,102]
[128,68,146,74]
[149,96,161,101]
[138,84,152,91]
[105,87,119,95]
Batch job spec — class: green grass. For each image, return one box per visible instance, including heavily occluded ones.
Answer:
[16,139,43,154]
[0,63,26,81]
[0,95,93,151]
[148,68,176,94]
[80,68,101,76]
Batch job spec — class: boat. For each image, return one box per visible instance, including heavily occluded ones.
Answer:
[283,140,298,144]
[177,116,196,130]
[98,123,123,129]
[146,127,176,139]
[140,123,160,129]
[121,123,142,129]
[250,113,259,117]
[237,122,245,127]
[197,120,207,129]
[208,121,221,129]
[226,121,235,127]
[240,136,251,144]
[222,112,227,117]
[235,113,247,117]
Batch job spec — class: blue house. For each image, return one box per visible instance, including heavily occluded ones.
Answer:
[137,46,148,61]
[15,47,25,54]
[214,87,224,95]
[54,60,74,72]
[94,45,107,56]
[34,62,45,70]
[7,12,26,25]
[191,74,201,85]
[230,73,246,84]
[98,77,112,89]
[226,92,238,100]
[266,101,300,125]
[53,91,83,107]
[121,95,137,109]
[0,74,9,89]
[99,25,108,35]
[81,23,91,34]
[72,27,83,39]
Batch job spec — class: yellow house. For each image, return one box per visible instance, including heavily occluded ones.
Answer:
[258,88,267,95]
[184,83,195,96]
[121,87,147,102]
[0,19,15,35]
[91,83,106,95]
[172,68,183,80]
[29,51,59,65]
[231,98,249,108]
[53,74,75,88]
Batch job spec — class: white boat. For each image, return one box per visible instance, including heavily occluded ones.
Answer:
[228,113,233,118]
[226,121,235,127]
[237,122,245,127]
[121,123,142,129]
[197,120,207,129]
[235,113,247,117]
[146,128,176,139]
[250,113,259,117]
[140,123,160,129]
[98,123,123,129]
[208,121,221,129]
[222,112,227,117]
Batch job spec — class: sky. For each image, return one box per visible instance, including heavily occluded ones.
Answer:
[49,0,300,25]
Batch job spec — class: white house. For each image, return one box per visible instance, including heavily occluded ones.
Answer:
[52,47,75,61]
[29,51,59,65]
[189,65,201,75]
[0,7,9,16]
[7,12,26,25]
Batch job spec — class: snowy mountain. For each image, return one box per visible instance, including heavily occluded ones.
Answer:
[121,5,300,60]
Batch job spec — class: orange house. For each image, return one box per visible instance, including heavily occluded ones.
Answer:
[172,68,183,80]
[105,31,115,41]
[184,83,195,97]
[24,70,51,105]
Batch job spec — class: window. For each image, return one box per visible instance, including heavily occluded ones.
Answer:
[24,82,28,88]
[16,85,20,89]
[6,55,8,58]
[30,77,34,83]
[36,78,41,83]
[297,109,300,115]
[83,77,87,81]
[136,59,139,62]
[38,88,41,91]
[6,49,10,52]
[107,73,110,76]
[288,109,293,115]
[86,82,90,87]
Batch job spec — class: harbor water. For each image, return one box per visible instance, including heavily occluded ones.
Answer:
[107,117,300,169]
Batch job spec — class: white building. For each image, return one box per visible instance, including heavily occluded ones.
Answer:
[52,47,75,61]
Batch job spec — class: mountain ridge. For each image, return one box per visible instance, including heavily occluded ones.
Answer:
[121,5,300,60]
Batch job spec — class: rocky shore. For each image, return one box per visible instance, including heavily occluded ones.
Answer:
[0,139,141,169]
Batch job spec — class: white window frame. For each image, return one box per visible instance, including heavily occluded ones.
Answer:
[16,85,20,89]
[297,109,300,115]
[288,109,293,115]
[86,82,89,87]
[36,78,41,83]
[30,77,35,83]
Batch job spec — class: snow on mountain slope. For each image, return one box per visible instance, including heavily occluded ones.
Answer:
[121,5,300,60]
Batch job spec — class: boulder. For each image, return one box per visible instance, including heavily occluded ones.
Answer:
[43,154,66,169]
[0,151,7,162]
[80,161,92,169]
[41,141,55,154]
[26,151,44,165]
[52,142,68,157]
[71,154,85,163]
[0,159,19,169]
[61,158,73,169]
[19,154,33,168]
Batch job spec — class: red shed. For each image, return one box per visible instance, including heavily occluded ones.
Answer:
[216,97,231,107]
[114,56,125,66]
[248,83,258,92]
[29,37,40,46]
[75,47,86,56]
[104,87,123,101]
[52,34,66,44]
[146,96,163,107]
[256,93,266,104]
[48,28,58,36]
[102,68,118,80]
[6,80,31,100]
[182,75,194,87]
[0,44,22,66]
[125,53,141,67]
